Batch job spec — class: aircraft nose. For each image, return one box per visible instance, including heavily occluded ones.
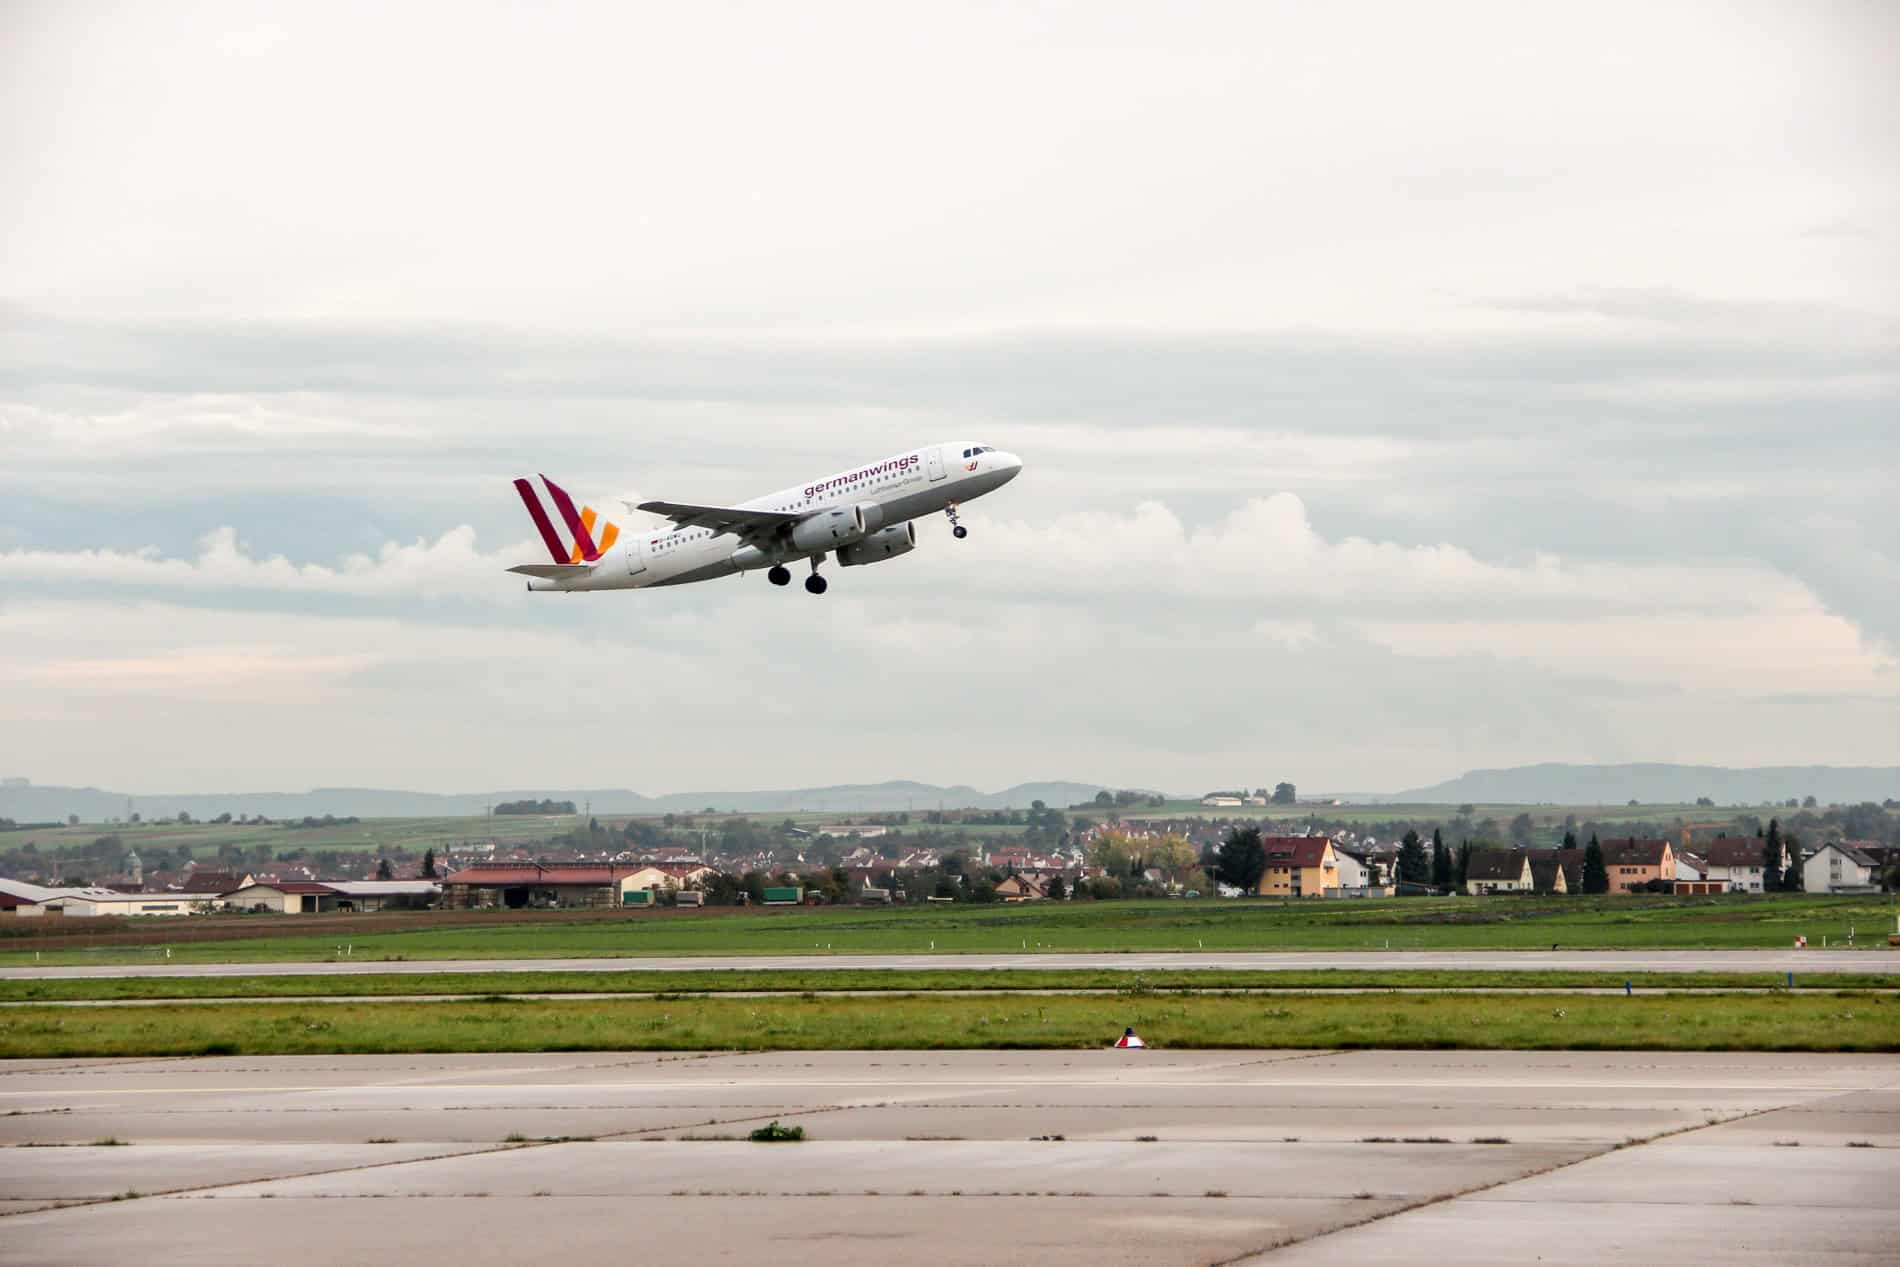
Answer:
[996,451,1023,481]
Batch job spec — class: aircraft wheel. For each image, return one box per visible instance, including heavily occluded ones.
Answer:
[804,574,829,595]
[952,525,969,540]
[767,566,792,586]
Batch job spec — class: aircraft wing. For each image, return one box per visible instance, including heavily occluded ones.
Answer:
[635,501,803,534]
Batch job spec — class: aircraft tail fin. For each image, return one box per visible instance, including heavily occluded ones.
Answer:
[512,476,621,565]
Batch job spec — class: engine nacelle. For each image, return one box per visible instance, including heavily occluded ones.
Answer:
[837,521,917,566]
[789,502,883,554]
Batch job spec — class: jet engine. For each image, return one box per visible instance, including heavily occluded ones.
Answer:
[837,521,917,566]
[789,502,883,554]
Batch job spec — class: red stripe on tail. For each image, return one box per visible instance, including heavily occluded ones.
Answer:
[513,478,568,563]
[541,475,600,561]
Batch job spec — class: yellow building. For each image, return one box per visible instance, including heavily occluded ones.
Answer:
[1258,837,1338,898]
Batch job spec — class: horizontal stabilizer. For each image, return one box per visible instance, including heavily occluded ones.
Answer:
[506,563,596,580]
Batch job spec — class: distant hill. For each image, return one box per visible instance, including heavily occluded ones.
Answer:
[0,779,1109,823]
[1390,763,1900,806]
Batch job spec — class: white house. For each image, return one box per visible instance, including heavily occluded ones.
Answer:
[1703,837,1784,893]
[1332,847,1370,888]
[1803,843,1882,895]
[1464,849,1535,895]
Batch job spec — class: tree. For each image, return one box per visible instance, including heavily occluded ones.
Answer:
[1561,830,1578,850]
[1152,833,1196,881]
[1802,795,1818,809]
[1397,830,1428,886]
[1044,875,1066,901]
[1582,836,1609,894]
[1453,840,1474,892]
[1430,828,1450,891]
[1782,832,1803,891]
[1088,830,1136,877]
[1509,813,1535,846]
[1271,782,1297,805]
[1763,819,1783,893]
[1214,826,1268,894]
[66,814,78,827]
[1695,797,1715,808]
[376,857,394,881]
[421,848,438,879]
[1093,789,1115,807]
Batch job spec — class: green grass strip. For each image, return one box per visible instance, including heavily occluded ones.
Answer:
[2,991,1894,1057]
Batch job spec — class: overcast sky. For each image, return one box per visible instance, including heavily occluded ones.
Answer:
[2,0,1895,797]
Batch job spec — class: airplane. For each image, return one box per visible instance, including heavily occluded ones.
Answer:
[508,441,1023,595]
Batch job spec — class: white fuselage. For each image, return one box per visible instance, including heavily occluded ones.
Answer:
[528,441,1021,592]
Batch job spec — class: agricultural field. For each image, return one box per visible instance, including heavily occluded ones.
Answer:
[4,893,1895,967]
[2,990,1892,1058]
[4,813,587,859]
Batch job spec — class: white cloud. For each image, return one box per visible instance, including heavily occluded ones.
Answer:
[0,525,535,601]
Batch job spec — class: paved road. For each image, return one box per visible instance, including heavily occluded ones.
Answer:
[1,948,1893,980]
[0,1049,1894,1265]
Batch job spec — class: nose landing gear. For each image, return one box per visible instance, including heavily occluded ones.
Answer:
[947,503,968,539]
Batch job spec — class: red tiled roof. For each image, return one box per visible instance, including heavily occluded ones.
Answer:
[1704,837,1776,867]
[1598,839,1670,867]
[444,865,620,885]
[1261,837,1333,868]
[1465,849,1530,882]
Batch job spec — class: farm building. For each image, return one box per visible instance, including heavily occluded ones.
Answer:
[441,864,658,910]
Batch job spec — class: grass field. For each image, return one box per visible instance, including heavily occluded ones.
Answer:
[5,893,1895,966]
[3,967,1894,1003]
[2,991,1891,1058]
[8,813,586,858]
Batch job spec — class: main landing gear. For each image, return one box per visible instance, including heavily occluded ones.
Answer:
[766,558,827,594]
[946,503,968,539]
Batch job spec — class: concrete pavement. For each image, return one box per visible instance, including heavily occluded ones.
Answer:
[0,1049,1894,1265]
[2,948,1894,980]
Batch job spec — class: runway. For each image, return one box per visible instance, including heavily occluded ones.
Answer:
[1,1049,1895,1265]
[3,948,1894,980]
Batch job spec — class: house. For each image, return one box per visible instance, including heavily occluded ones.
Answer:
[1674,852,1708,882]
[1804,842,1882,895]
[179,871,253,895]
[1598,839,1675,893]
[619,863,716,895]
[1464,849,1533,895]
[1333,847,1370,889]
[993,873,1046,902]
[1703,837,1783,894]
[1527,854,1570,895]
[1258,837,1338,898]
[1200,796,1244,808]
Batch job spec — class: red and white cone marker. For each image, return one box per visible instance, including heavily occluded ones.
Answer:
[1114,1027,1145,1049]
[1794,935,1807,949]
